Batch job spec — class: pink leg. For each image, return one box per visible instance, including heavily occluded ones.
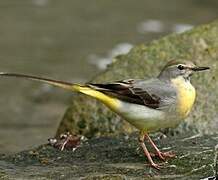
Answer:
[138,133,161,170]
[144,134,175,161]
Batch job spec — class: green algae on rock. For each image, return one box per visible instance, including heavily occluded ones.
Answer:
[57,20,218,137]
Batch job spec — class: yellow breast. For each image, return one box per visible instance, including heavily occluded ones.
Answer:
[171,77,196,118]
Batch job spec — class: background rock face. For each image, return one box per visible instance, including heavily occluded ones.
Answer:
[57,20,218,137]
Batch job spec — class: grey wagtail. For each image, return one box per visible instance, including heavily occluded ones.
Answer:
[0,59,209,169]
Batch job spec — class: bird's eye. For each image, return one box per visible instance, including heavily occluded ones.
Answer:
[177,65,184,70]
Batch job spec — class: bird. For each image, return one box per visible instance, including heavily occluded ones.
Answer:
[0,59,210,169]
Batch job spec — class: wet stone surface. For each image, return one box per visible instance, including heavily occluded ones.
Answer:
[0,133,217,179]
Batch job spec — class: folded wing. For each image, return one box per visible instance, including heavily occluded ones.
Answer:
[88,78,177,110]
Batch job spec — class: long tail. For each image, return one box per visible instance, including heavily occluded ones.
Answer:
[0,72,119,109]
[0,72,81,91]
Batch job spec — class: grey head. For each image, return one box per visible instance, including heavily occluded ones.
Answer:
[158,59,210,81]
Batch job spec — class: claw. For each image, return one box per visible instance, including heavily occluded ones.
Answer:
[151,163,161,170]
[150,151,176,161]
[157,153,165,161]
[154,151,167,161]
[158,151,176,161]
[161,151,176,158]
[146,162,165,170]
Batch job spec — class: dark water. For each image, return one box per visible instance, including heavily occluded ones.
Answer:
[0,0,217,154]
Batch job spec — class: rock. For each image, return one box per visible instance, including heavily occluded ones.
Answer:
[0,133,217,179]
[57,20,218,137]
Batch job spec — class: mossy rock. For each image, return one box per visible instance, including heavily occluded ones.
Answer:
[0,133,217,179]
[57,20,218,137]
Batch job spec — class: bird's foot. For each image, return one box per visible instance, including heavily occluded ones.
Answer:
[160,151,176,158]
[146,162,165,170]
[150,151,176,161]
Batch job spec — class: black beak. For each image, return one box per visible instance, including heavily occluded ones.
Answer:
[191,66,210,71]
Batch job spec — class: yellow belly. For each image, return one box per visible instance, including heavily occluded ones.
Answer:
[171,77,196,118]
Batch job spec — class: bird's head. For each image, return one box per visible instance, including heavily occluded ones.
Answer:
[158,59,210,81]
